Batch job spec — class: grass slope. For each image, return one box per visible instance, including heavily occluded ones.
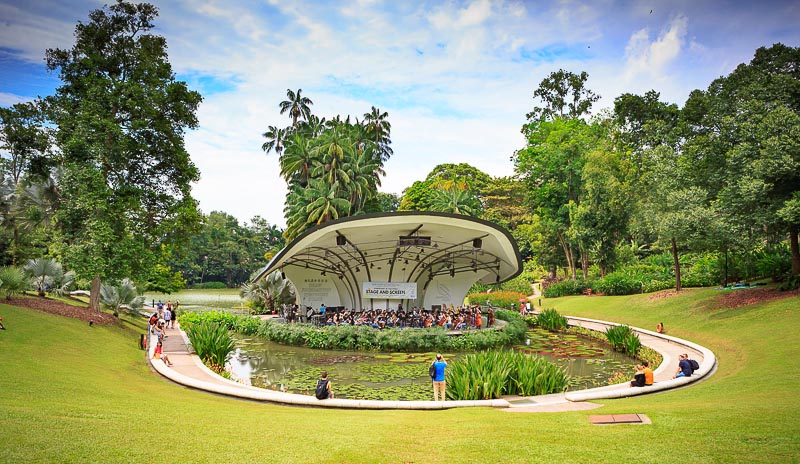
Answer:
[0,288,798,463]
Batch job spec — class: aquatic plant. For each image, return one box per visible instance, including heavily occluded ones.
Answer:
[535,308,568,331]
[446,350,569,400]
[185,320,236,367]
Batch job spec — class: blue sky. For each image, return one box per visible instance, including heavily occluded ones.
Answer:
[1,0,798,227]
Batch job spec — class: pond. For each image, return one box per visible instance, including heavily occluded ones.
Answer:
[227,327,637,401]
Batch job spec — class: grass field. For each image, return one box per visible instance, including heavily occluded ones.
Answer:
[0,287,798,463]
[143,288,246,311]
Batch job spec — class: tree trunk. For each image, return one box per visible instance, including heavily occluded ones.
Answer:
[672,237,682,292]
[90,276,101,311]
[790,224,800,277]
[556,231,576,280]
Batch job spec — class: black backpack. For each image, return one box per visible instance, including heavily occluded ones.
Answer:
[429,362,436,379]
[689,359,700,372]
[315,379,329,399]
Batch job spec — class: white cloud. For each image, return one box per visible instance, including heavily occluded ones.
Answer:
[624,15,688,81]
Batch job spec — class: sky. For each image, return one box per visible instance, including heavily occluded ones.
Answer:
[1,0,798,228]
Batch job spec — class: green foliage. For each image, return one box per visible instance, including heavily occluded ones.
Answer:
[99,278,144,316]
[184,320,236,367]
[535,308,568,331]
[179,309,529,353]
[605,325,641,356]
[446,350,569,400]
[146,263,186,294]
[592,271,643,295]
[23,257,66,297]
[44,1,203,309]
[193,281,227,289]
[0,265,29,299]
[467,291,528,309]
[542,279,588,298]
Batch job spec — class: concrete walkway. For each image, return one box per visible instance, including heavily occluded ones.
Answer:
[147,314,716,412]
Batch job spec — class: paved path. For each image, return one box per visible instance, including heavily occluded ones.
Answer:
[147,315,716,412]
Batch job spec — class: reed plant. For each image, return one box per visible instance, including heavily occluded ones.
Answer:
[605,324,641,356]
[185,320,236,367]
[446,350,569,400]
[535,308,568,331]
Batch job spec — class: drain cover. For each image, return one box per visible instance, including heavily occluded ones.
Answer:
[589,414,650,424]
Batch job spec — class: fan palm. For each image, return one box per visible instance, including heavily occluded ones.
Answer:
[23,257,63,297]
[0,265,29,300]
[279,88,313,127]
[100,278,144,316]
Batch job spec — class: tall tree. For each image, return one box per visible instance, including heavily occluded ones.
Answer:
[44,1,202,310]
[681,44,800,276]
[279,88,313,127]
[527,69,600,122]
[0,102,50,184]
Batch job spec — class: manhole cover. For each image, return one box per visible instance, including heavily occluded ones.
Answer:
[589,414,650,425]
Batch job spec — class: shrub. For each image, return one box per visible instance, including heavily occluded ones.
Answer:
[467,291,528,310]
[446,350,569,400]
[605,325,640,356]
[0,266,29,300]
[535,308,568,331]
[641,279,675,294]
[193,281,227,289]
[185,320,236,367]
[542,279,587,298]
[592,272,643,296]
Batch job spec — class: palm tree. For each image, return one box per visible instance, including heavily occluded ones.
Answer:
[430,185,480,216]
[342,145,384,214]
[279,89,313,127]
[100,278,144,316]
[0,265,29,300]
[24,257,63,297]
[305,179,352,225]
[280,131,316,185]
[240,270,295,313]
[363,106,393,162]
[261,125,288,155]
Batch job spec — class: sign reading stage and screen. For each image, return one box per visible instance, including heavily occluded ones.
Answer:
[362,282,417,299]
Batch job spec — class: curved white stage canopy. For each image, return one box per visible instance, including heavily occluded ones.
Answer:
[255,212,522,311]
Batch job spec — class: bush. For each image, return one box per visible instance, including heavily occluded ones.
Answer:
[542,279,587,298]
[592,272,643,296]
[468,291,528,310]
[641,279,675,293]
[446,350,569,400]
[193,281,227,289]
[184,320,236,367]
[535,308,568,331]
[0,266,30,300]
[605,325,640,356]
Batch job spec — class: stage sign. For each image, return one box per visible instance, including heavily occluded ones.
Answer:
[362,282,417,299]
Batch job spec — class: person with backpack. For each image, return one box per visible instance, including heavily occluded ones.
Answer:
[673,353,693,378]
[431,354,447,401]
[315,371,334,399]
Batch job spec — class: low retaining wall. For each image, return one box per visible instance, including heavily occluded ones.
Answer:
[147,314,716,409]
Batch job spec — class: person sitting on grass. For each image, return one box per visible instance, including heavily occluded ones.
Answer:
[153,340,173,366]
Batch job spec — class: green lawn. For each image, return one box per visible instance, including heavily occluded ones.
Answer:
[143,288,246,311]
[0,288,798,463]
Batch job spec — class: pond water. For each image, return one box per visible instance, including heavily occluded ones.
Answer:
[227,328,637,401]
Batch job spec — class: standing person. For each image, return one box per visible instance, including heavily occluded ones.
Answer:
[432,354,447,401]
[170,304,177,329]
[487,307,495,327]
[156,300,164,318]
[315,371,334,399]
[475,308,482,329]
[163,304,172,328]
[672,354,693,378]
